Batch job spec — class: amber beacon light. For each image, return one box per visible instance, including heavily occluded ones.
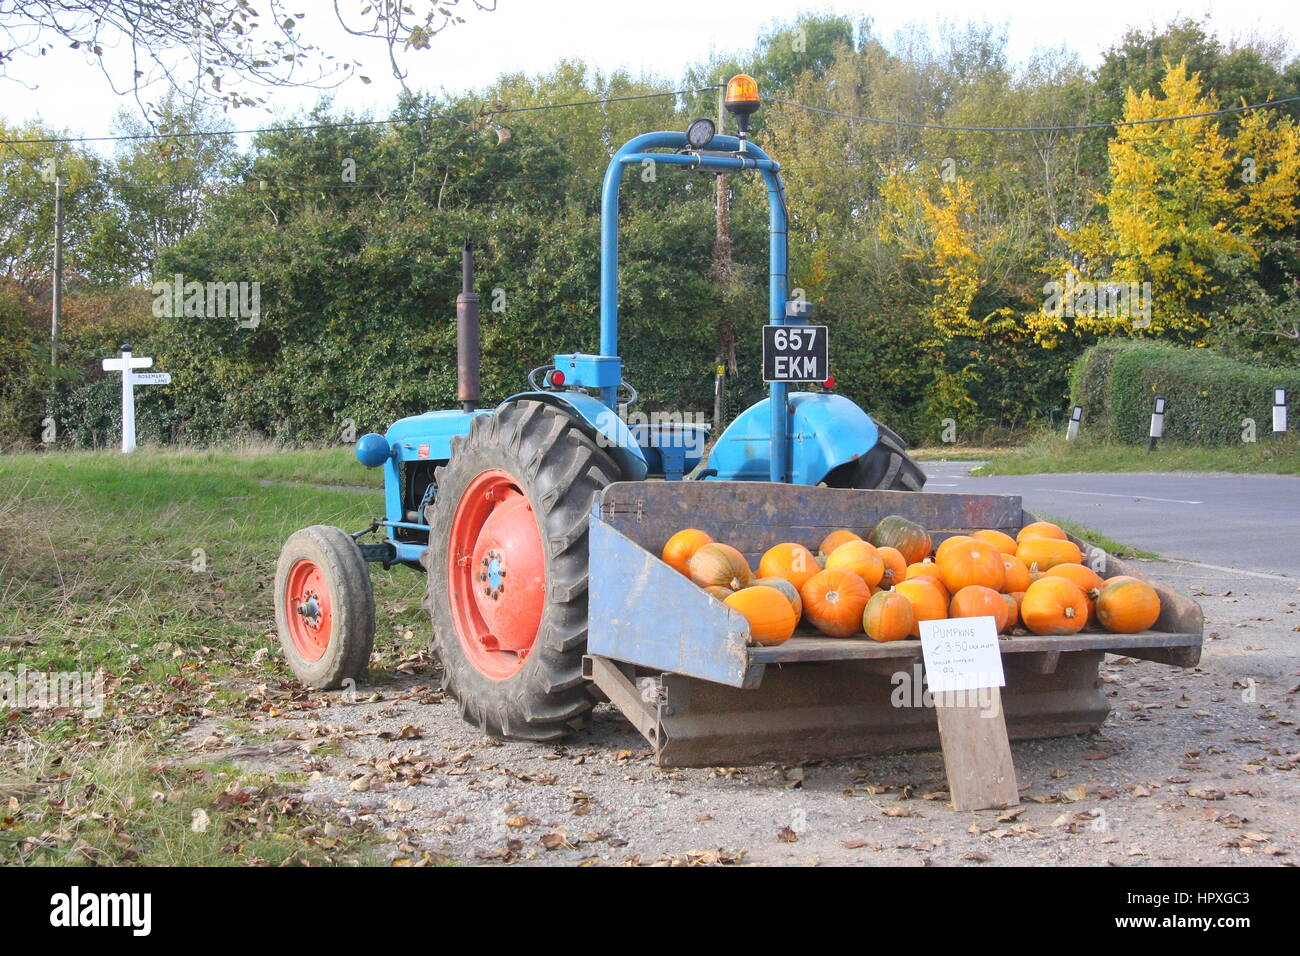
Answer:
[723,73,761,146]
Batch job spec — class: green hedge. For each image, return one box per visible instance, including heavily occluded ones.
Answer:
[1070,339,1300,445]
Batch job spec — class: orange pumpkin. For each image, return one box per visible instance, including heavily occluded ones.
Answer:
[1002,592,1022,630]
[819,529,862,557]
[868,515,932,565]
[688,542,752,591]
[703,585,734,601]
[863,589,915,643]
[725,586,798,646]
[800,569,871,638]
[1043,562,1104,596]
[758,542,819,589]
[934,535,973,563]
[949,585,1010,631]
[1020,577,1088,636]
[910,573,950,600]
[1016,521,1067,544]
[752,576,802,618]
[894,578,948,638]
[1096,578,1161,633]
[999,554,1032,593]
[877,546,908,589]
[662,528,712,575]
[825,539,885,588]
[1016,536,1083,573]
[905,558,938,580]
[1043,562,1104,624]
[972,529,1018,556]
[936,538,1006,593]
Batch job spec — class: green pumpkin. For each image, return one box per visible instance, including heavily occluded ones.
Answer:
[867,515,932,565]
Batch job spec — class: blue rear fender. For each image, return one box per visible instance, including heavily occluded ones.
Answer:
[705,392,879,484]
[500,391,649,481]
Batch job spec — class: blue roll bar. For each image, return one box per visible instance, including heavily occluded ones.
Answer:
[599,131,792,481]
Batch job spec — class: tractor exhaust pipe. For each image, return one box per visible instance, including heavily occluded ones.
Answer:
[456,240,481,413]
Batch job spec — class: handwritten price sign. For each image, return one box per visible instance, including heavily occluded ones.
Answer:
[919,616,1005,694]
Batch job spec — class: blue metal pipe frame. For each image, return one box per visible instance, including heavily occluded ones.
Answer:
[601,132,792,482]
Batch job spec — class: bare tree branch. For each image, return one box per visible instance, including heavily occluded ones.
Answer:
[0,1,496,113]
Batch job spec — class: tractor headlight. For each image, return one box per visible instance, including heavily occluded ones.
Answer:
[686,117,716,149]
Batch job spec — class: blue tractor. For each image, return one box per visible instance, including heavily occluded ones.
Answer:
[275,76,926,740]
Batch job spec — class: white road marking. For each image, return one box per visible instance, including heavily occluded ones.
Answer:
[1033,487,1203,505]
[1165,559,1295,582]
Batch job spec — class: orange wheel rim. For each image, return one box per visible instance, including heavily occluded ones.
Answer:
[284,558,333,662]
[447,469,546,681]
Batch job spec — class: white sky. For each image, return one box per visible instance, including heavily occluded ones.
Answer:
[1,0,1295,145]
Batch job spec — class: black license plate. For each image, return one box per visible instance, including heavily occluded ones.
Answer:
[762,324,828,382]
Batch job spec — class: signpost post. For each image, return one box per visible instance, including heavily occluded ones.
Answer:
[101,344,171,453]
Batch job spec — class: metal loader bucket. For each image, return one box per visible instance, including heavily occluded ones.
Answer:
[584,482,1202,768]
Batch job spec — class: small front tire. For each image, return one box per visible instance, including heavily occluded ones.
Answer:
[274,525,376,689]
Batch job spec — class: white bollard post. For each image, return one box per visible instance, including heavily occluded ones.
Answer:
[1066,404,1083,442]
[1274,388,1288,441]
[1148,396,1166,453]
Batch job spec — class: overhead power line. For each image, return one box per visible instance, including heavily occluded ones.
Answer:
[771,94,1300,133]
[4,79,1295,150]
[0,87,718,147]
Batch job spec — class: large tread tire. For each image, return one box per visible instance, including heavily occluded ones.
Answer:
[274,525,376,689]
[423,401,619,741]
[825,417,927,492]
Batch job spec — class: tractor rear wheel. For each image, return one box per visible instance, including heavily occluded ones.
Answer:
[424,401,619,740]
[275,525,376,689]
[825,417,927,491]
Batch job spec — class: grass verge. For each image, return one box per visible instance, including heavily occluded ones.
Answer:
[0,447,426,865]
[967,435,1300,476]
[1034,514,1160,560]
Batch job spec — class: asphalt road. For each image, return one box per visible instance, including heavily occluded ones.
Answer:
[921,461,1300,578]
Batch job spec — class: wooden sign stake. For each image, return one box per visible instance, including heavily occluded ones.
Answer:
[934,686,1019,811]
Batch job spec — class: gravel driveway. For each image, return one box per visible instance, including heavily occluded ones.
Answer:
[192,558,1299,866]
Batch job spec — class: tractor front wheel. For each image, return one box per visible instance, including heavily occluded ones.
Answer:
[425,401,619,740]
[274,525,376,689]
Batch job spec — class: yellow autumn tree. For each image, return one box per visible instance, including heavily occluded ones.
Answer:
[875,168,1020,432]
[877,169,1017,341]
[1033,60,1300,341]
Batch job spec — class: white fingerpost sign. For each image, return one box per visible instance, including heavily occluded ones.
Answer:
[101,345,170,453]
